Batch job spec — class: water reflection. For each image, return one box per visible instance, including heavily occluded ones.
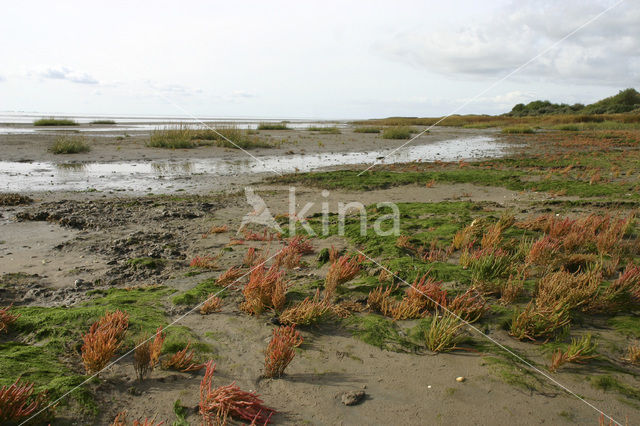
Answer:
[0,136,507,193]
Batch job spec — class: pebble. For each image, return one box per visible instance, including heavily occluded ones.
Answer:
[456,376,465,382]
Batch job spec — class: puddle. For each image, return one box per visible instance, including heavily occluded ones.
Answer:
[0,136,507,193]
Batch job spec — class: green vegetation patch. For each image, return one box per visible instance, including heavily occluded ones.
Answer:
[127,257,166,269]
[382,126,413,139]
[257,122,290,130]
[353,126,380,133]
[34,118,78,126]
[307,126,340,134]
[172,278,227,305]
[50,135,91,154]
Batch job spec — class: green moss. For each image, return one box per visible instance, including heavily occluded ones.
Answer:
[4,286,173,412]
[172,278,226,305]
[0,342,93,411]
[271,169,637,199]
[483,356,545,393]
[344,314,410,351]
[609,316,640,338]
[589,375,640,400]
[127,257,166,269]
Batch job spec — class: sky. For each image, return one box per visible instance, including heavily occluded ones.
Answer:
[0,0,638,119]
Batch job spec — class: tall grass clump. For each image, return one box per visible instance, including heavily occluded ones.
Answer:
[149,125,270,149]
[89,119,116,124]
[382,126,413,139]
[148,125,195,149]
[199,361,275,425]
[353,126,381,133]
[257,122,290,130]
[50,135,91,154]
[264,325,303,378]
[0,380,47,424]
[307,126,340,134]
[501,126,534,134]
[33,118,77,126]
[81,310,129,374]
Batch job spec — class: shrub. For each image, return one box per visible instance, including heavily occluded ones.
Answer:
[240,264,288,314]
[0,305,20,334]
[279,292,332,326]
[163,342,205,372]
[353,126,380,133]
[382,126,412,139]
[216,266,244,287]
[264,325,303,378]
[307,126,340,134]
[81,310,130,374]
[33,118,77,126]
[50,135,91,154]
[147,125,195,149]
[424,311,465,352]
[622,342,640,365]
[445,289,487,322]
[133,327,165,381]
[200,361,275,425]
[549,334,598,372]
[509,302,570,341]
[133,338,153,381]
[189,255,220,269]
[501,126,534,134]
[0,380,46,424]
[243,247,258,267]
[257,122,289,130]
[200,295,223,314]
[274,245,302,269]
[536,270,600,312]
[324,254,364,300]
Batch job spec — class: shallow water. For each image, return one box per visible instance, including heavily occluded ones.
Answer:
[0,136,506,193]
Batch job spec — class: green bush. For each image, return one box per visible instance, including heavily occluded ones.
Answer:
[353,127,380,133]
[257,122,290,130]
[49,135,91,154]
[34,118,78,126]
[382,126,412,139]
[501,126,534,134]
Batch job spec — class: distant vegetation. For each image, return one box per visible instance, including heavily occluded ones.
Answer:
[257,122,290,130]
[50,135,91,154]
[307,126,340,134]
[382,126,413,140]
[509,89,640,116]
[354,88,640,130]
[90,120,116,125]
[501,126,534,134]
[34,118,78,126]
[353,127,381,133]
[148,125,270,149]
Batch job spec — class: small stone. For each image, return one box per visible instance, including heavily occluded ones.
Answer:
[456,376,465,382]
[341,390,366,406]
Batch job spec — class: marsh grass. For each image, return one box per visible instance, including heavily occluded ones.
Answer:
[307,126,340,134]
[257,122,290,130]
[148,125,270,149]
[353,126,380,133]
[382,126,413,139]
[89,120,116,125]
[501,126,535,134]
[49,135,91,154]
[34,118,77,126]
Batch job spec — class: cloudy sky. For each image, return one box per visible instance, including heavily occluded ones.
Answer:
[0,0,637,119]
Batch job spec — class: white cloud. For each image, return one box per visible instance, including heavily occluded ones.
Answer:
[375,0,640,87]
[36,66,98,85]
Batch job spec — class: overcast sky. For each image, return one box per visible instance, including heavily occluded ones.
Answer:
[0,0,638,119]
